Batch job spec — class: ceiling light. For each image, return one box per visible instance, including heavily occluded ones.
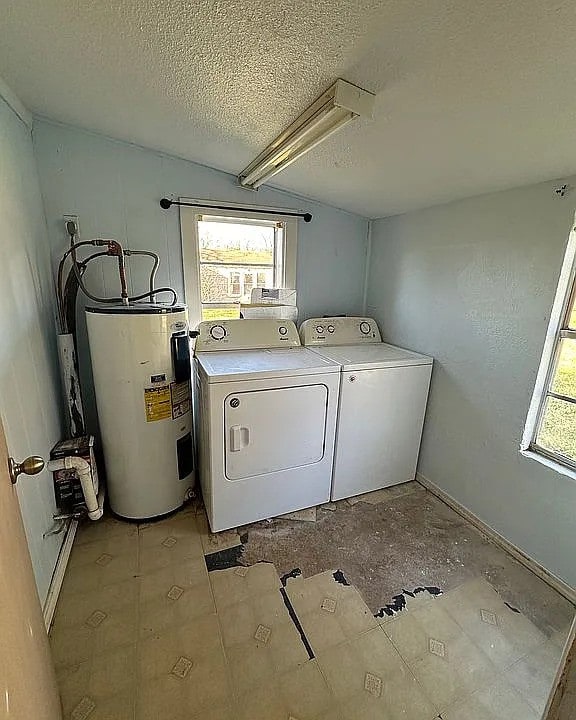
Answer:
[238,79,375,190]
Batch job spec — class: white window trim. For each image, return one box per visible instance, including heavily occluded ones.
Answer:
[179,199,297,326]
[521,213,576,480]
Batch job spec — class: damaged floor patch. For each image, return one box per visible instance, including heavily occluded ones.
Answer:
[375,586,443,619]
[204,544,245,572]
[236,482,574,634]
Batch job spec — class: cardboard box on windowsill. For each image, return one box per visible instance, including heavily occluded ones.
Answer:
[240,304,298,321]
[250,288,297,306]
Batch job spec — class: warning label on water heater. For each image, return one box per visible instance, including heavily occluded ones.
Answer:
[144,380,191,422]
[171,381,191,419]
[144,385,172,422]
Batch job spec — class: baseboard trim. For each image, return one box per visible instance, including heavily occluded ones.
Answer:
[416,473,576,604]
[43,519,78,630]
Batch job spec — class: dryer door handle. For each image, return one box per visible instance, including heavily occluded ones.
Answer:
[230,425,250,452]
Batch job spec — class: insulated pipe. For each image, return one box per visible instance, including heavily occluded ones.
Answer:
[47,457,104,520]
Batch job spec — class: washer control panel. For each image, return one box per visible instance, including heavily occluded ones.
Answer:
[195,319,301,351]
[300,317,382,346]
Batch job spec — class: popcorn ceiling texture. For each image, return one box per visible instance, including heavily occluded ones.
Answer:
[1,0,576,217]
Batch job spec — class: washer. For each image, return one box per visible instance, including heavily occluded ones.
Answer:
[300,317,433,501]
[194,319,340,531]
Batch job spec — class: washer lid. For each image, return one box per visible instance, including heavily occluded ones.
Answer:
[308,342,433,370]
[196,347,340,383]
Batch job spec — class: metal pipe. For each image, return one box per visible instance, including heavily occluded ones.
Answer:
[64,228,178,305]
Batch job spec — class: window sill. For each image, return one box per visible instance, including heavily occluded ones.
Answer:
[520,448,576,482]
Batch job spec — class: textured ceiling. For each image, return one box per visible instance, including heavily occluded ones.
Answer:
[1,0,576,217]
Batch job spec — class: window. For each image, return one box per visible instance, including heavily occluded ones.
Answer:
[243,272,254,298]
[523,219,576,473]
[180,201,297,323]
[229,272,241,297]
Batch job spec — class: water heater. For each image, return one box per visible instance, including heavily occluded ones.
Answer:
[86,304,194,519]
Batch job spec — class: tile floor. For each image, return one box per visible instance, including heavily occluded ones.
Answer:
[50,489,574,720]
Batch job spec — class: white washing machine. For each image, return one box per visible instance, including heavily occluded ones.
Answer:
[300,317,433,501]
[194,319,340,532]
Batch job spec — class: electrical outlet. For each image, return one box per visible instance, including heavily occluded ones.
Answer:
[63,214,80,238]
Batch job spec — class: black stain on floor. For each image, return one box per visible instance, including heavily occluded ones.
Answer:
[279,586,315,660]
[280,568,302,586]
[205,544,245,571]
[332,569,351,586]
[374,586,443,618]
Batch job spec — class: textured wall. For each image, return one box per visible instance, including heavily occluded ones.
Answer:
[33,119,368,435]
[0,97,63,603]
[367,179,576,586]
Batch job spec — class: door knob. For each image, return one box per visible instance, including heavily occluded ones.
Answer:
[8,455,45,485]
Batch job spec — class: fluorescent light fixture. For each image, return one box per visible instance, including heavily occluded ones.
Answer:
[238,79,375,190]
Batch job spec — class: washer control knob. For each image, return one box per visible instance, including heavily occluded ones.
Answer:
[327,325,335,333]
[316,325,324,334]
[278,326,288,336]
[210,324,227,340]
[359,321,371,335]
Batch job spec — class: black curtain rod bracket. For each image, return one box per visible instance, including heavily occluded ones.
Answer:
[160,198,312,223]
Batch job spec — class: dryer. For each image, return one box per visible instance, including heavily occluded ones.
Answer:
[194,319,340,531]
[300,317,433,501]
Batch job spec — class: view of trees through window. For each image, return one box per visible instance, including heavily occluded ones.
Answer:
[535,285,576,465]
[198,217,280,320]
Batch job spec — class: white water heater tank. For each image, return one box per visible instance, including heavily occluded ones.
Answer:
[86,304,194,519]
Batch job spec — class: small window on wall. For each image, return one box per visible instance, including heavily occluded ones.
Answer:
[522,219,576,473]
[180,202,297,322]
[229,272,241,297]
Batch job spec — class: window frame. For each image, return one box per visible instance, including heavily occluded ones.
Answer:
[180,199,298,326]
[521,216,576,477]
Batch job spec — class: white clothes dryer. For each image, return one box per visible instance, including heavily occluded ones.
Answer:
[300,317,433,501]
[194,319,340,531]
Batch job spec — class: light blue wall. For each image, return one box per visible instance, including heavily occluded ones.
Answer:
[367,179,576,586]
[0,97,63,603]
[33,119,369,434]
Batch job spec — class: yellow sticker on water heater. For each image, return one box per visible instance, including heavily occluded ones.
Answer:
[144,385,172,422]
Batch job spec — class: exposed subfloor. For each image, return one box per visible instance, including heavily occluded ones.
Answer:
[50,481,575,720]
[240,483,574,637]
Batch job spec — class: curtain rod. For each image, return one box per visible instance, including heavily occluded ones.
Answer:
[159,198,312,222]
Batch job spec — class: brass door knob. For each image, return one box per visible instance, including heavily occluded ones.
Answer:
[8,456,45,485]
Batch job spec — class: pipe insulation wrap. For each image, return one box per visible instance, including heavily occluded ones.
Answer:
[47,457,104,520]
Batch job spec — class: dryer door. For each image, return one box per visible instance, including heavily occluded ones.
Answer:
[225,384,328,480]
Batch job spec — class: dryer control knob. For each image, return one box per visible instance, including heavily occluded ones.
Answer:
[359,321,371,335]
[316,325,325,334]
[210,324,227,340]
[278,326,288,336]
[327,325,335,333]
